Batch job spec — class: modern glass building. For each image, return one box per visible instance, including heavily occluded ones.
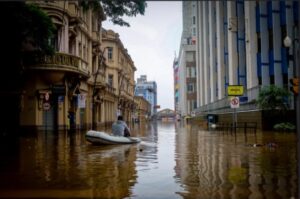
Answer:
[135,75,158,116]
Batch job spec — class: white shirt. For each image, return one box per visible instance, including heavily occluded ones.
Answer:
[112,120,130,136]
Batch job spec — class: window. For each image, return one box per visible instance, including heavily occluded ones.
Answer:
[193,16,196,25]
[83,45,86,60]
[49,27,60,51]
[108,74,113,87]
[187,83,194,92]
[79,42,82,57]
[107,47,113,60]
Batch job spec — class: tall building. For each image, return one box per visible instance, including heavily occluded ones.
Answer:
[135,75,157,116]
[176,1,198,117]
[194,1,299,116]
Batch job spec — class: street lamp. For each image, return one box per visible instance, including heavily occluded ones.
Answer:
[284,25,300,198]
[92,46,109,130]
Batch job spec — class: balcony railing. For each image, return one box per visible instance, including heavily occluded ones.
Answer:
[24,52,89,77]
[41,53,79,67]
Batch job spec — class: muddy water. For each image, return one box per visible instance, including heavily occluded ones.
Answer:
[0,121,297,198]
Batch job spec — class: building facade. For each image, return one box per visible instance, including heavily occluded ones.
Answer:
[135,75,157,116]
[194,1,299,115]
[176,1,198,117]
[173,58,180,118]
[101,29,136,123]
[21,1,106,130]
[134,96,151,122]
[18,1,139,131]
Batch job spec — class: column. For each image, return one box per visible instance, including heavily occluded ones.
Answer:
[227,1,238,85]
[245,1,258,91]
[196,1,201,106]
[203,1,209,104]
[216,1,226,100]
[209,1,217,102]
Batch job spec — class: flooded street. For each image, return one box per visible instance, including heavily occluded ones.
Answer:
[0,121,298,199]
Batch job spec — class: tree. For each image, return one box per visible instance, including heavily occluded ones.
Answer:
[0,2,55,87]
[256,85,294,131]
[101,0,146,26]
[80,0,147,27]
[256,85,291,111]
[0,2,55,133]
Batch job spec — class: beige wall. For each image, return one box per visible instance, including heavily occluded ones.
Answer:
[102,29,136,122]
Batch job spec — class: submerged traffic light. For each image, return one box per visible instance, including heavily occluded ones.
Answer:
[289,77,299,96]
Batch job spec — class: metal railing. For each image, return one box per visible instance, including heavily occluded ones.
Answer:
[194,86,262,115]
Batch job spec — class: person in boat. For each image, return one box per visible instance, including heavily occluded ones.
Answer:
[112,115,131,137]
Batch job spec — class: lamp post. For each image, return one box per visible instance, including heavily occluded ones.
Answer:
[284,24,299,198]
[92,47,109,130]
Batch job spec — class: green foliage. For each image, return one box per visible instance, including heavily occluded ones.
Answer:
[79,0,146,26]
[256,85,290,111]
[100,0,147,26]
[0,2,55,89]
[0,2,55,56]
[273,122,296,131]
[26,4,55,55]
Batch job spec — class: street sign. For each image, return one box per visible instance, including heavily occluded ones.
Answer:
[43,102,51,111]
[227,85,244,96]
[45,92,50,101]
[230,97,240,108]
[154,105,160,109]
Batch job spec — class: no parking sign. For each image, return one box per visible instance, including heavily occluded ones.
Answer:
[230,97,240,108]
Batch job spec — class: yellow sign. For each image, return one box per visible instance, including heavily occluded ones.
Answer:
[227,85,244,96]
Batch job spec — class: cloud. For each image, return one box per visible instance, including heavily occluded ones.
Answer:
[102,2,182,110]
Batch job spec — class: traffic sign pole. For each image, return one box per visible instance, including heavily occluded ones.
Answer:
[230,96,240,134]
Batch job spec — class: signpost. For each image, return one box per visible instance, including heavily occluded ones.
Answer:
[43,91,51,111]
[227,85,244,96]
[230,97,240,108]
[43,102,51,111]
[228,85,244,133]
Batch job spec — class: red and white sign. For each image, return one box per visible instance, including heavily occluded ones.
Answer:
[45,92,50,101]
[230,97,240,108]
[43,102,51,111]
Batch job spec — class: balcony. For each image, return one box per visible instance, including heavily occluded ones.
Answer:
[106,85,116,95]
[92,31,101,45]
[24,52,90,82]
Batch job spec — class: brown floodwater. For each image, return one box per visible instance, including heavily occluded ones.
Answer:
[0,121,297,199]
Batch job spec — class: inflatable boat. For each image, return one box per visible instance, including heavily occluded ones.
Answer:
[86,130,141,145]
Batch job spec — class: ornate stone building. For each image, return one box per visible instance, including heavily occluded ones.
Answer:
[101,29,137,123]
[9,1,145,131]
[22,1,106,130]
[134,96,151,122]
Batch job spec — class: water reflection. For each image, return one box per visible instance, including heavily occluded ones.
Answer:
[0,131,139,198]
[0,122,297,199]
[174,123,297,199]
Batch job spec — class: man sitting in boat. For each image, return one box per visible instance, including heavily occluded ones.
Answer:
[112,115,131,137]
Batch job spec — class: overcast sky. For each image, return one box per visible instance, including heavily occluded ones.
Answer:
[102,1,182,110]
